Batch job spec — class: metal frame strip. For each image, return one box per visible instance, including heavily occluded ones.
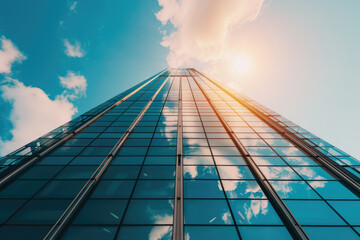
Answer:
[173,76,183,240]
[0,69,167,190]
[189,72,309,240]
[43,73,172,240]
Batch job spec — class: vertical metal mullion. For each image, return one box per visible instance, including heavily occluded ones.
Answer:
[173,77,183,240]
[44,75,172,240]
[193,69,360,197]
[0,69,168,190]
[189,71,309,240]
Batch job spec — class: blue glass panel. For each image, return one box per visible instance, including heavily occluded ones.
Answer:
[0,226,50,240]
[140,166,175,179]
[62,226,117,240]
[217,166,255,179]
[91,180,135,198]
[269,181,320,199]
[74,199,127,224]
[8,199,71,224]
[144,156,176,165]
[37,156,73,165]
[185,226,239,240]
[183,166,218,179]
[252,157,286,166]
[284,200,345,225]
[304,227,359,240]
[214,156,245,165]
[184,180,225,198]
[0,180,47,198]
[229,200,283,225]
[184,199,233,224]
[329,201,360,225]
[70,156,104,165]
[293,167,335,180]
[123,199,174,224]
[183,156,213,165]
[309,181,358,199]
[282,156,316,166]
[111,156,144,165]
[238,226,292,240]
[0,199,26,223]
[18,166,63,179]
[133,180,175,198]
[117,226,172,240]
[55,166,97,179]
[183,146,211,155]
[103,166,140,179]
[223,181,266,199]
[35,180,86,198]
[259,167,301,180]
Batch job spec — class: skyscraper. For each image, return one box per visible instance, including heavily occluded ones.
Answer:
[0,68,359,240]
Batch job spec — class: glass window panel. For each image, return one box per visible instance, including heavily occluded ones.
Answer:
[284,200,345,225]
[111,156,144,165]
[184,226,239,240]
[144,156,176,165]
[293,167,335,180]
[148,147,177,156]
[123,199,174,224]
[91,180,135,198]
[35,180,86,198]
[37,156,73,165]
[259,167,301,180]
[18,166,63,179]
[252,157,286,166]
[74,199,127,224]
[55,166,97,179]
[211,147,241,156]
[238,226,292,240]
[282,156,317,166]
[217,166,255,180]
[229,200,283,225]
[183,156,213,165]
[269,181,320,199]
[329,201,360,225]
[8,199,71,224]
[0,180,47,198]
[184,166,218,179]
[183,146,211,156]
[214,156,245,165]
[50,146,84,156]
[184,180,225,198]
[140,166,175,179]
[117,226,172,240]
[103,166,140,179]
[303,227,359,240]
[309,181,358,199]
[0,226,50,240]
[184,199,233,225]
[69,156,104,165]
[133,180,175,198]
[62,226,117,240]
[0,199,26,224]
[117,147,148,156]
[223,181,266,199]
[246,147,277,156]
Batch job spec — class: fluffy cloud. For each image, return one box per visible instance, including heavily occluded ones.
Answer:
[64,39,85,58]
[0,36,26,74]
[0,78,78,156]
[156,0,265,88]
[0,36,86,156]
[59,71,87,97]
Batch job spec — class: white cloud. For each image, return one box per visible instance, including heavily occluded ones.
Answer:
[156,0,265,88]
[0,78,78,156]
[63,39,85,58]
[59,71,87,97]
[69,1,78,11]
[0,36,26,74]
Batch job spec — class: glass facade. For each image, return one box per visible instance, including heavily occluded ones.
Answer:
[0,68,359,240]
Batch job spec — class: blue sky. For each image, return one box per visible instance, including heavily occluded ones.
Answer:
[0,0,359,159]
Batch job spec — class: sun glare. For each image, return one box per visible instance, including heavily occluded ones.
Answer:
[231,54,253,75]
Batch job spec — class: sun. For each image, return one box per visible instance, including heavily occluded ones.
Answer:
[231,54,253,75]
